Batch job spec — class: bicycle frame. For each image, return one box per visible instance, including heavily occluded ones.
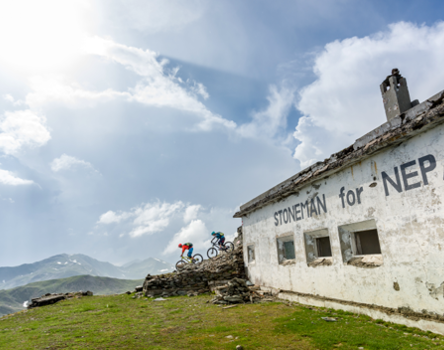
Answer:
[181,255,194,263]
[211,237,226,250]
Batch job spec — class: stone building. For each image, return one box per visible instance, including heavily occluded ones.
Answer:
[234,70,444,333]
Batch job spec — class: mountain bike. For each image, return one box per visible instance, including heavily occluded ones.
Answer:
[175,253,204,271]
[207,237,234,259]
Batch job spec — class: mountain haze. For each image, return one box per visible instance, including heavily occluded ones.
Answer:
[0,254,173,290]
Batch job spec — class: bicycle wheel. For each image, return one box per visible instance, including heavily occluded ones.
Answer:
[223,241,234,252]
[207,247,218,259]
[193,254,204,265]
[175,259,186,270]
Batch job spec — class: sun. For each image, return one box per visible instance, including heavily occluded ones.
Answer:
[0,0,90,74]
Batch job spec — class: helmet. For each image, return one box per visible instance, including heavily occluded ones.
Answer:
[211,231,216,235]
[178,244,182,248]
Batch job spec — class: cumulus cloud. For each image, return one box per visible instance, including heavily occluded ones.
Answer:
[50,154,98,173]
[97,201,186,238]
[0,169,33,185]
[85,36,236,131]
[183,204,201,223]
[163,219,209,254]
[0,109,51,155]
[293,21,444,168]
[238,85,295,139]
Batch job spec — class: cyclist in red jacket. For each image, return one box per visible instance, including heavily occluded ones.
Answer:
[178,242,194,259]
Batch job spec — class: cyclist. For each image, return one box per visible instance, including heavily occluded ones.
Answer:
[178,242,194,260]
[211,231,226,249]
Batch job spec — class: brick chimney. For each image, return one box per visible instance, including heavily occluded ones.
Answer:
[380,69,418,121]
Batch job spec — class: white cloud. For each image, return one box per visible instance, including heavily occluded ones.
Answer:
[130,201,184,237]
[238,85,295,139]
[97,200,186,238]
[85,36,236,131]
[293,21,444,167]
[26,77,129,109]
[0,169,33,186]
[98,210,134,224]
[0,109,51,155]
[163,219,209,254]
[183,204,201,223]
[50,154,98,173]
[118,0,206,33]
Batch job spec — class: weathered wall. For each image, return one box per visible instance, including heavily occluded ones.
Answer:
[242,122,444,332]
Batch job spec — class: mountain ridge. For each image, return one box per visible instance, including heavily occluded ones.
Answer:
[0,254,173,290]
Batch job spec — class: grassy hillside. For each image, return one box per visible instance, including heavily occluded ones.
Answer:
[0,294,443,349]
[0,275,143,317]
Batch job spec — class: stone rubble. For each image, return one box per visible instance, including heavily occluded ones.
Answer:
[27,291,93,309]
[208,277,268,304]
[140,227,270,304]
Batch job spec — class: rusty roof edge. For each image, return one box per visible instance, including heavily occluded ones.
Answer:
[233,90,444,219]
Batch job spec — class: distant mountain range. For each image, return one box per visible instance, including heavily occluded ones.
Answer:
[0,254,173,290]
[0,275,144,317]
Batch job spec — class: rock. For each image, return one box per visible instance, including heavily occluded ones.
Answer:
[135,285,143,292]
[321,317,338,322]
[223,295,243,303]
[125,291,131,295]
[154,297,167,301]
[236,346,244,350]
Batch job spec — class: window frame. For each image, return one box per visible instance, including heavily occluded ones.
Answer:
[276,234,296,265]
[247,245,256,263]
[303,228,333,266]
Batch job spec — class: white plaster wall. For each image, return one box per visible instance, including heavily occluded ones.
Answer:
[243,123,444,316]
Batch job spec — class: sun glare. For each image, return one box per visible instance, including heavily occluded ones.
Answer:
[0,0,89,74]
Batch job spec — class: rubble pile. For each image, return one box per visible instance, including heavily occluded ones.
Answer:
[27,291,93,309]
[209,278,272,304]
[143,230,247,298]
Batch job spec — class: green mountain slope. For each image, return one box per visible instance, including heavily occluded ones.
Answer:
[0,275,143,317]
[0,254,172,290]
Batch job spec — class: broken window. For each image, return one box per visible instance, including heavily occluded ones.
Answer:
[276,235,296,264]
[303,228,333,266]
[247,245,255,262]
[354,229,381,255]
[337,220,383,266]
[316,236,332,257]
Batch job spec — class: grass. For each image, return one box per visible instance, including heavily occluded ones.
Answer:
[0,275,144,317]
[0,293,443,349]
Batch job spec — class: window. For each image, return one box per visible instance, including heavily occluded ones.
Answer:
[247,245,255,262]
[276,235,296,264]
[303,228,333,266]
[316,236,332,257]
[337,219,383,267]
[354,229,381,255]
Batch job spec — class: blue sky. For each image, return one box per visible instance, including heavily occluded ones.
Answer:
[1,0,444,267]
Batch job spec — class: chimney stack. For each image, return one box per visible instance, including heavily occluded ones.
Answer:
[380,69,418,122]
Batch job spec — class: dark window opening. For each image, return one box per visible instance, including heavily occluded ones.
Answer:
[283,241,295,260]
[354,229,381,255]
[248,246,255,262]
[316,237,332,257]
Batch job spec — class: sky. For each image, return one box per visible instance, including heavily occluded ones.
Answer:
[1,0,444,267]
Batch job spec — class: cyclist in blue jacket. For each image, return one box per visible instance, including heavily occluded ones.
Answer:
[211,231,225,249]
